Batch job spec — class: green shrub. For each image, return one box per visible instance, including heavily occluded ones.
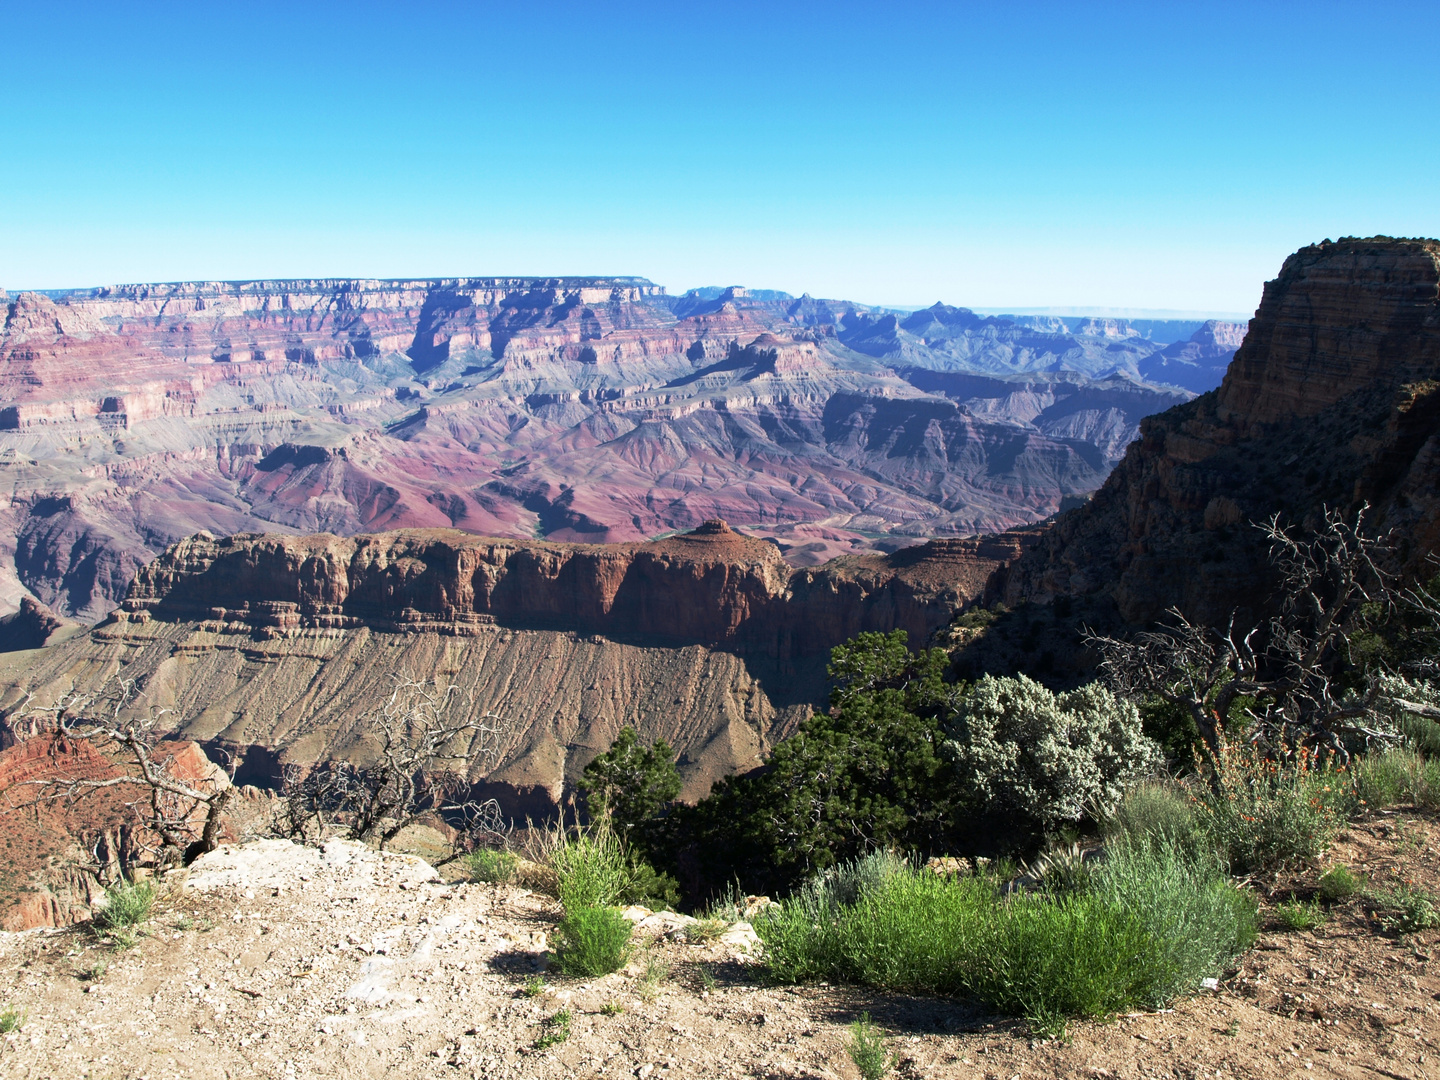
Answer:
[580,728,682,841]
[1193,742,1354,873]
[533,1007,571,1050]
[549,830,676,911]
[757,841,1251,1036]
[93,879,156,934]
[1087,840,1257,1005]
[1355,747,1440,809]
[1382,887,1440,933]
[1275,899,1325,931]
[551,906,634,977]
[1318,865,1360,903]
[846,1012,894,1080]
[1104,781,1204,855]
[942,674,1163,842]
[670,632,962,899]
[466,848,519,884]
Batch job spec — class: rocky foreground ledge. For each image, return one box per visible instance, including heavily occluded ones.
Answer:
[3,821,1439,1079]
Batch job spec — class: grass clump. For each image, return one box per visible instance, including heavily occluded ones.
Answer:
[637,954,669,1002]
[1275,899,1325,932]
[466,848,519,884]
[1318,865,1360,904]
[551,906,634,977]
[688,916,728,943]
[548,829,678,911]
[756,842,1253,1037]
[93,878,156,943]
[599,1000,625,1016]
[521,975,546,998]
[846,1012,894,1079]
[1104,781,1203,854]
[1355,748,1440,809]
[533,1007,571,1050]
[0,1004,25,1034]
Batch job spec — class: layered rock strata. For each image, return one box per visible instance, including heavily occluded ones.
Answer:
[0,520,1038,818]
[997,237,1440,626]
[0,277,1221,621]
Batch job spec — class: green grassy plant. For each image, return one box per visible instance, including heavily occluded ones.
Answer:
[549,829,677,911]
[1104,781,1204,854]
[466,848,519,884]
[688,916,728,943]
[846,1012,894,1080]
[756,842,1253,1036]
[0,1004,24,1034]
[1318,865,1360,903]
[1381,887,1440,933]
[93,879,156,937]
[533,1007,571,1050]
[1275,899,1325,931]
[521,975,546,997]
[551,906,634,977]
[1193,742,1354,873]
[637,953,669,1002]
[1358,748,1440,809]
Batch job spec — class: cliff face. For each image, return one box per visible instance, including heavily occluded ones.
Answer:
[117,519,1037,659]
[0,276,1214,622]
[999,237,1440,626]
[0,520,1038,827]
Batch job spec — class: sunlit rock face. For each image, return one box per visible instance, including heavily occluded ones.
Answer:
[0,278,1212,620]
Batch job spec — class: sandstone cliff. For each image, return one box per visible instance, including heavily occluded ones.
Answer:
[997,237,1440,627]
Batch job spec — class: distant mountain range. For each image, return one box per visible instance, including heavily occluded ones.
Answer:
[0,278,1241,620]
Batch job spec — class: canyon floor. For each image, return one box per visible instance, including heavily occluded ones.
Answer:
[1,813,1438,1080]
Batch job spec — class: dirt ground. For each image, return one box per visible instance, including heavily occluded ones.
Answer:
[1,813,1438,1080]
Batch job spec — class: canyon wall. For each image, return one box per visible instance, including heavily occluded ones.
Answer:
[0,519,1038,820]
[0,277,1220,622]
[997,237,1440,627]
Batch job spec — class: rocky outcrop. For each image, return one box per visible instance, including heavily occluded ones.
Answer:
[0,596,80,653]
[0,734,228,930]
[998,237,1440,627]
[113,519,1039,661]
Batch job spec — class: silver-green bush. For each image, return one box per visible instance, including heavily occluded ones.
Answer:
[943,675,1162,838]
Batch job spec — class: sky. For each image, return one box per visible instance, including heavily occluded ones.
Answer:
[1,1,1436,316]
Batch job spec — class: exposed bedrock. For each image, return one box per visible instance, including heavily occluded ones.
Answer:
[996,237,1440,628]
[0,276,1223,621]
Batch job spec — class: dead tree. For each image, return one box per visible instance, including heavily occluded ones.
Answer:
[9,680,235,868]
[1087,505,1405,761]
[278,678,510,852]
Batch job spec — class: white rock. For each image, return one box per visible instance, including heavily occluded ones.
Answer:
[637,911,697,935]
[718,921,763,957]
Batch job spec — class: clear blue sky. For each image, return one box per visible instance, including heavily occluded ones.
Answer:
[2,1,1436,315]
